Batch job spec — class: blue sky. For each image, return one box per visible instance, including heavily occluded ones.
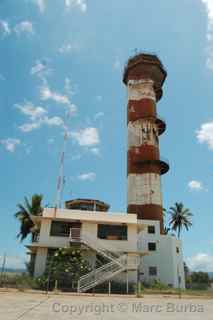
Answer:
[0,0,213,272]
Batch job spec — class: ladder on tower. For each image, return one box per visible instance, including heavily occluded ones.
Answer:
[69,228,139,293]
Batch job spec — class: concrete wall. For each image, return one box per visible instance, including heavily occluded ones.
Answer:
[33,218,138,278]
[137,219,185,289]
[34,247,47,277]
[33,215,185,290]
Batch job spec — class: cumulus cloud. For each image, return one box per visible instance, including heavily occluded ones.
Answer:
[69,127,100,146]
[94,112,104,120]
[15,101,47,120]
[90,147,100,156]
[15,101,64,132]
[0,138,21,152]
[78,172,96,181]
[43,116,64,126]
[40,83,77,117]
[196,121,213,149]
[33,0,46,13]
[201,0,213,69]
[14,21,33,35]
[95,95,103,102]
[64,77,76,96]
[40,84,70,105]
[0,20,33,37]
[58,43,80,54]
[65,0,87,13]
[0,20,11,37]
[19,122,41,132]
[113,57,122,70]
[31,60,52,80]
[188,180,206,191]
[186,253,213,272]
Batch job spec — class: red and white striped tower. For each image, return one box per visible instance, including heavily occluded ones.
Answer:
[123,53,169,233]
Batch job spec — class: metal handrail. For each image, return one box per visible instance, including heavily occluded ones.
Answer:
[69,228,123,261]
[69,227,140,292]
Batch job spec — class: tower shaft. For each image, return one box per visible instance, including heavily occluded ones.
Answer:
[123,54,169,233]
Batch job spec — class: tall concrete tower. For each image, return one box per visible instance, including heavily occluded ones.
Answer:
[123,53,169,233]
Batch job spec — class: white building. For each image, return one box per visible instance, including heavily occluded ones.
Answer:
[28,199,185,292]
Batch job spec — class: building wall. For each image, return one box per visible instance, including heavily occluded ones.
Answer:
[33,217,138,278]
[33,215,185,289]
[137,219,185,289]
[34,247,47,277]
[81,222,138,252]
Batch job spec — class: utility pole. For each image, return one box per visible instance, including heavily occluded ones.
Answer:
[0,253,6,287]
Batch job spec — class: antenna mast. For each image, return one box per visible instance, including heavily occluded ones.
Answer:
[54,113,70,212]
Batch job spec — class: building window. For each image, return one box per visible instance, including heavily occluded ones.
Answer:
[176,247,180,254]
[148,225,155,234]
[50,221,80,237]
[149,266,157,276]
[97,224,127,240]
[148,242,156,251]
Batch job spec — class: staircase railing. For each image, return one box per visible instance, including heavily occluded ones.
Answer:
[70,228,123,263]
[69,227,139,292]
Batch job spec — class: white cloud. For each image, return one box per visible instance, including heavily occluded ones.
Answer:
[90,147,100,156]
[40,84,70,105]
[201,0,213,69]
[59,43,80,54]
[40,82,77,117]
[69,127,100,146]
[188,180,205,191]
[48,138,55,144]
[65,77,75,95]
[95,95,103,102]
[15,101,47,120]
[113,57,122,70]
[14,21,33,35]
[78,172,96,181]
[43,116,64,126]
[31,60,50,76]
[33,0,46,13]
[196,121,213,149]
[186,253,213,272]
[0,255,27,269]
[19,122,41,132]
[16,101,64,132]
[94,112,104,120]
[0,138,21,152]
[65,0,87,13]
[0,20,11,37]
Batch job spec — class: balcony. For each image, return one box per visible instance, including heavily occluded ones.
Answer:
[134,157,169,175]
[156,116,166,135]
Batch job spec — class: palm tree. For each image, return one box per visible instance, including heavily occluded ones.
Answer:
[164,226,170,235]
[15,194,43,242]
[169,202,193,238]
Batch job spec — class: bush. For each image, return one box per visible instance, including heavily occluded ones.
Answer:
[36,247,92,291]
[152,279,169,290]
[0,273,39,290]
[142,279,169,290]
